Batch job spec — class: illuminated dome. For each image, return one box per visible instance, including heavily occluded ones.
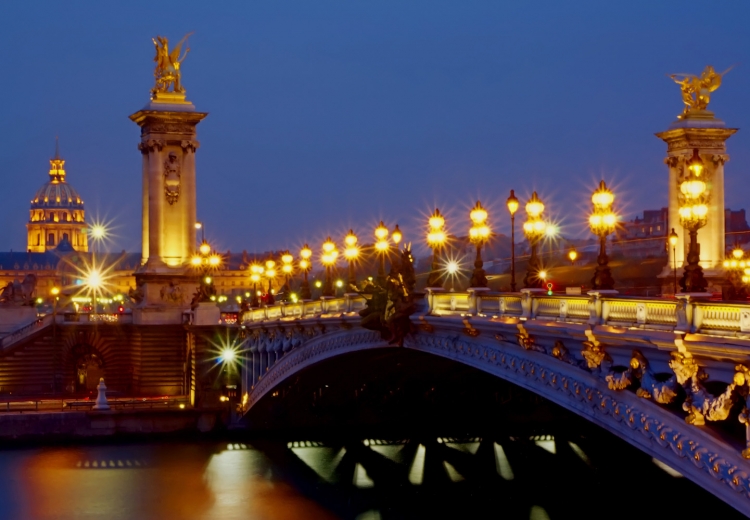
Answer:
[31,180,84,210]
[26,141,88,253]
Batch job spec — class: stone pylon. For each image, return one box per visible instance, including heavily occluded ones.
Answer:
[657,112,737,291]
[129,93,208,324]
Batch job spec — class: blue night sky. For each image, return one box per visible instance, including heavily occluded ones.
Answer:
[0,1,748,256]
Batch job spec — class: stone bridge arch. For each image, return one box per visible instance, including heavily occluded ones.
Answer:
[237,316,750,515]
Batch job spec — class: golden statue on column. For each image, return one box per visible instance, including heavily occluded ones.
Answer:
[669,65,732,118]
[151,33,193,97]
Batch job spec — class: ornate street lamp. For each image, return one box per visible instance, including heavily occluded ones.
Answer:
[265,258,276,304]
[374,221,390,285]
[321,237,337,297]
[280,251,294,296]
[469,201,490,288]
[589,180,617,290]
[723,247,747,300]
[249,264,263,307]
[522,192,547,288]
[190,240,222,303]
[344,230,360,290]
[506,190,519,291]
[668,228,679,295]
[426,209,447,288]
[678,148,709,293]
[299,245,312,300]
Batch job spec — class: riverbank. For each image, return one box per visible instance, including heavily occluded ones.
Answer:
[0,408,230,442]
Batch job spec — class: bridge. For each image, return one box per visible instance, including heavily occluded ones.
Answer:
[211,288,750,515]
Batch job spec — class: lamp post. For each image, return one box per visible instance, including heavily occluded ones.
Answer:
[506,190,519,292]
[249,264,263,307]
[265,258,276,304]
[374,221,389,285]
[678,148,709,293]
[280,251,294,297]
[190,240,222,303]
[344,230,360,290]
[299,245,312,300]
[321,237,337,297]
[668,228,679,295]
[469,201,490,288]
[426,209,447,288]
[589,180,617,290]
[194,221,204,243]
[522,192,547,288]
[723,247,747,300]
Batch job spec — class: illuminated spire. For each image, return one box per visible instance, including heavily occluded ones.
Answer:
[49,137,66,183]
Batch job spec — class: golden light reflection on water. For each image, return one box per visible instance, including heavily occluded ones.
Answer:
[13,443,338,520]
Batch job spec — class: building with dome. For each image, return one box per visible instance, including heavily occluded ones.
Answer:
[26,144,88,253]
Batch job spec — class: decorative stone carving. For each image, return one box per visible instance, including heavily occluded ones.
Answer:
[630,350,678,404]
[515,325,543,353]
[581,339,610,371]
[551,340,578,366]
[163,152,181,205]
[160,282,184,304]
[0,274,36,306]
[670,352,738,425]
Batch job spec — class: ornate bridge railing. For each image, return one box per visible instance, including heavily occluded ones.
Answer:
[427,288,750,336]
[238,294,367,325]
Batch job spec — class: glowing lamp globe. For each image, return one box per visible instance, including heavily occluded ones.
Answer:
[374,221,388,241]
[344,230,358,247]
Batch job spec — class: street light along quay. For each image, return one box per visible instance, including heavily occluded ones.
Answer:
[374,221,390,285]
[522,192,546,288]
[468,201,490,288]
[264,258,276,304]
[678,148,709,293]
[321,237,337,297]
[299,245,312,300]
[506,190,519,292]
[249,264,263,307]
[589,180,617,290]
[344,230,360,290]
[426,208,447,289]
[280,251,294,296]
[568,247,578,265]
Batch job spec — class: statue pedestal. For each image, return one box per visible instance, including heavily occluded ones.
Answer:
[132,270,198,325]
[193,301,220,326]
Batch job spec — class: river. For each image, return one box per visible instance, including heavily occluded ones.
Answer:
[0,433,741,520]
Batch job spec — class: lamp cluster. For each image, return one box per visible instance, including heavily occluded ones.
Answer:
[677,149,710,293]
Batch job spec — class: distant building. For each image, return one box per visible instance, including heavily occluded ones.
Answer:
[612,208,669,259]
[26,145,88,253]
[726,208,750,247]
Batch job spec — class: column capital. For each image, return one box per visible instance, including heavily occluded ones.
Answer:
[181,140,200,153]
[138,139,165,154]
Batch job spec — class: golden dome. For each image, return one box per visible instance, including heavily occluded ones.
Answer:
[30,145,84,210]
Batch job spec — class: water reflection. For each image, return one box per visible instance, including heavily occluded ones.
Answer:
[0,433,741,520]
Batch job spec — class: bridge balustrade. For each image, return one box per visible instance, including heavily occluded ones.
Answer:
[423,289,750,336]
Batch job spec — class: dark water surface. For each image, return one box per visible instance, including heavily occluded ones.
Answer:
[0,433,742,520]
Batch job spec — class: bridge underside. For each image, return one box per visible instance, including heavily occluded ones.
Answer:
[232,318,750,515]
[248,350,742,518]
